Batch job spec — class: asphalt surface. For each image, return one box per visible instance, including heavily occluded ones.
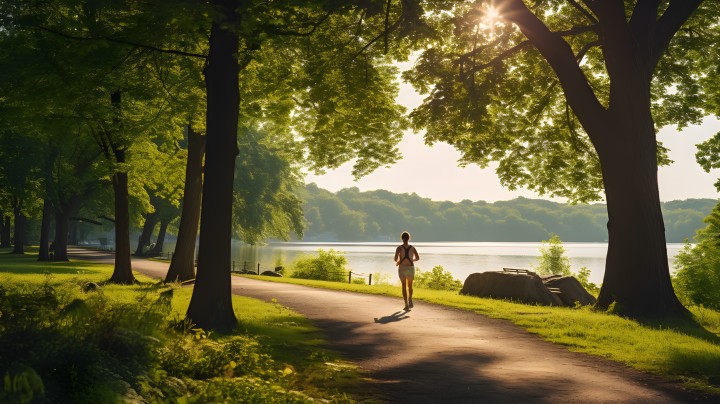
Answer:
[70,248,711,403]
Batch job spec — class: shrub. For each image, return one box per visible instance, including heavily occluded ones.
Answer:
[0,281,169,402]
[414,265,463,291]
[673,242,720,310]
[533,234,572,276]
[671,203,720,310]
[576,267,600,295]
[290,249,347,282]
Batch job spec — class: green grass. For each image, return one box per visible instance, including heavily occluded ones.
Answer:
[0,251,367,403]
[239,273,720,396]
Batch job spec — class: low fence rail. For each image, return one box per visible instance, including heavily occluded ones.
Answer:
[161,253,373,285]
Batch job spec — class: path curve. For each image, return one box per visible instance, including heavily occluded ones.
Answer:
[70,249,707,403]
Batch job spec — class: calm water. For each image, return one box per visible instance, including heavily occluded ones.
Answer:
[231,241,686,285]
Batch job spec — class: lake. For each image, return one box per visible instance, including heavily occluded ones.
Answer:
[231,241,687,285]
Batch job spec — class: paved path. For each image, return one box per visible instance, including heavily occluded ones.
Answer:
[70,249,708,403]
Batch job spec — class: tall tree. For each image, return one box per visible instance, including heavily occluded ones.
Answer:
[187,0,416,331]
[166,125,205,283]
[186,0,241,331]
[406,0,719,318]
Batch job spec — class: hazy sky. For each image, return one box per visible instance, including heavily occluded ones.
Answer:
[305,63,720,203]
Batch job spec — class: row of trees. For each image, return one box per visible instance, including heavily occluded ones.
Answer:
[3,0,720,325]
[302,184,716,242]
[1,0,418,330]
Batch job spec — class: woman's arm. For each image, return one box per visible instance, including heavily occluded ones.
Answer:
[413,247,420,262]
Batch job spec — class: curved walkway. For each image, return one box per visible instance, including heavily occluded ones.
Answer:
[70,249,707,403]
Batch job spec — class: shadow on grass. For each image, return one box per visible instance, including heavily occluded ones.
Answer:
[237,313,324,368]
[640,315,720,345]
[0,252,107,275]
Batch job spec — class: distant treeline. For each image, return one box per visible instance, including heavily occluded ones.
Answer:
[301,184,717,242]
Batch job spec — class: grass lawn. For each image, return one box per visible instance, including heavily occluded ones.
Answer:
[238,273,720,395]
[0,249,368,403]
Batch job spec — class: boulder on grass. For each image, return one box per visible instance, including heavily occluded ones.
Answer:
[460,271,563,306]
[543,276,596,306]
[261,270,282,277]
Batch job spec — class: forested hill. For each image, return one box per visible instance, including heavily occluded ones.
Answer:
[301,184,717,243]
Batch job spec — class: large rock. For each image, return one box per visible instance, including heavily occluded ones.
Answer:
[460,271,563,306]
[543,276,596,306]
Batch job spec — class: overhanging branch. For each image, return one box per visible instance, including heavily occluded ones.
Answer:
[261,11,331,37]
[651,0,704,69]
[39,26,207,59]
[566,0,598,24]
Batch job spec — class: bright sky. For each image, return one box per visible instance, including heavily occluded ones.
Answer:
[305,62,720,203]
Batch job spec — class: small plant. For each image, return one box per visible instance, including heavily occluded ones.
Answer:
[533,234,572,276]
[290,249,348,282]
[371,272,393,285]
[414,265,463,291]
[576,267,600,295]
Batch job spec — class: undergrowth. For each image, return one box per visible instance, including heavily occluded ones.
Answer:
[0,254,362,403]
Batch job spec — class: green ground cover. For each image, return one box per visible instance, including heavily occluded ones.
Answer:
[0,250,367,403]
[239,274,720,395]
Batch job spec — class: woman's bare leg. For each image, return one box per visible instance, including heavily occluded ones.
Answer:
[400,276,409,309]
[407,278,414,307]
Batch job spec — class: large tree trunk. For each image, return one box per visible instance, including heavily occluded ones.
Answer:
[53,208,70,261]
[166,125,205,283]
[148,219,169,257]
[108,166,135,284]
[52,196,79,262]
[591,86,687,318]
[186,4,240,332]
[107,92,135,284]
[1,216,10,247]
[38,197,53,261]
[134,211,159,256]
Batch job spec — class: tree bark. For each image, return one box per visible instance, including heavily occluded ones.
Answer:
[53,207,70,261]
[107,92,135,284]
[134,211,159,256]
[108,163,135,284]
[38,197,53,261]
[166,125,205,283]
[186,3,240,332]
[593,110,688,318]
[1,216,10,247]
[148,219,169,257]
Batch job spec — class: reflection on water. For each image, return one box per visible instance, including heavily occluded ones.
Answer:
[229,242,686,285]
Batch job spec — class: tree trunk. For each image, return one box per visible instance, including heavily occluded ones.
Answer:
[593,106,687,319]
[1,216,10,247]
[106,91,135,284]
[186,5,240,332]
[134,211,159,256]
[148,219,169,257]
[108,167,135,284]
[11,205,25,255]
[53,208,70,261]
[38,197,53,261]
[166,125,205,283]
